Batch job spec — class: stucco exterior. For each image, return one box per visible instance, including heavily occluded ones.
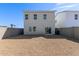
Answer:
[24,10,55,35]
[56,11,79,28]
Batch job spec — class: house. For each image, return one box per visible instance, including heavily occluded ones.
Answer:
[24,10,55,35]
[55,11,79,28]
[55,11,79,39]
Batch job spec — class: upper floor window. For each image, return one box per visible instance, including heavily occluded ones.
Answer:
[75,14,78,20]
[25,14,28,20]
[43,14,47,19]
[34,14,37,20]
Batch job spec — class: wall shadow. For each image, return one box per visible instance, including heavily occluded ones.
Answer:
[2,28,79,44]
[3,34,69,40]
[4,34,79,44]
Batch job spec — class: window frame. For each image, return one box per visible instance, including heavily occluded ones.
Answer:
[43,14,47,20]
[74,14,78,20]
[33,26,36,32]
[34,14,37,20]
[25,14,28,20]
[29,26,32,32]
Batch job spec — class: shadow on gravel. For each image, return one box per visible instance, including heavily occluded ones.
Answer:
[3,34,79,44]
[3,34,72,40]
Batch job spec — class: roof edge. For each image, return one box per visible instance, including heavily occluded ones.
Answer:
[24,10,56,13]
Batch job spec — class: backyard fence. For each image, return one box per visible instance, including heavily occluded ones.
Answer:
[0,27,23,39]
[57,27,79,39]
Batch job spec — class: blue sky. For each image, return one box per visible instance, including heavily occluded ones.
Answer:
[0,3,79,28]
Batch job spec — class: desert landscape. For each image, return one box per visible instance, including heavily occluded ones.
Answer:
[0,35,78,56]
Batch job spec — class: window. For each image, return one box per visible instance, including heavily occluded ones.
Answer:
[43,14,47,19]
[75,14,78,20]
[25,14,28,20]
[45,27,51,34]
[29,27,32,32]
[45,27,48,34]
[33,26,36,32]
[34,14,37,20]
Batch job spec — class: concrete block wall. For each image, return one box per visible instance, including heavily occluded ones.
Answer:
[58,27,73,38]
[58,27,79,39]
[0,27,23,39]
[74,27,79,39]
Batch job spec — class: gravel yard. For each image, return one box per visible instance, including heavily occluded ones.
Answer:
[0,35,79,56]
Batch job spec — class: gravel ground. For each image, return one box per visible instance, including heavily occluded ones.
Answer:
[0,35,79,56]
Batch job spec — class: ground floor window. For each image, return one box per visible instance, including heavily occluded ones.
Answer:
[29,26,36,32]
[45,27,51,34]
[33,26,36,32]
[29,26,32,32]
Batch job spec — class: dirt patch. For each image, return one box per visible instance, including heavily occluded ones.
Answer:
[0,35,79,56]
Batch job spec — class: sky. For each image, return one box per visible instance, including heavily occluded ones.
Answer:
[0,3,79,28]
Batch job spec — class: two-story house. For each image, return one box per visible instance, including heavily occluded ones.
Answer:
[56,11,79,28]
[24,10,55,35]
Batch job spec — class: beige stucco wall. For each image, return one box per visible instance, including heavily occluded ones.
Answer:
[55,12,67,28]
[24,11,55,35]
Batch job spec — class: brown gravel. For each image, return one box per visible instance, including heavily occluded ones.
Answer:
[0,35,79,56]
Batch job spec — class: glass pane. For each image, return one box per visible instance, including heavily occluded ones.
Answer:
[25,14,28,19]
[29,27,32,32]
[43,14,47,19]
[34,14,37,20]
[33,27,36,32]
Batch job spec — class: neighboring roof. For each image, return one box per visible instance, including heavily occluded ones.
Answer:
[24,10,56,13]
[60,10,79,12]
[57,10,79,14]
